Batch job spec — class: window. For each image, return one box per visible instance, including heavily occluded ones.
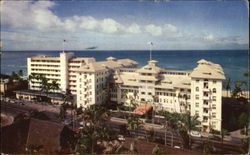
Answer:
[148,92,152,95]
[141,98,145,101]
[212,96,216,101]
[213,80,217,84]
[212,113,216,118]
[196,87,199,92]
[212,104,216,109]
[195,111,199,116]
[80,91,82,94]
[141,92,145,95]
[212,122,216,128]
[195,102,199,108]
[79,78,82,82]
[212,88,216,93]
[195,95,199,100]
[196,80,199,83]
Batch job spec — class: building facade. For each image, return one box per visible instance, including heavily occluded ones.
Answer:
[27,52,225,132]
[75,57,138,108]
[27,52,95,94]
[76,59,225,132]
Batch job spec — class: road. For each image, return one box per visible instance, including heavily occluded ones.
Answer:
[1,102,62,123]
[109,116,243,153]
[1,102,244,153]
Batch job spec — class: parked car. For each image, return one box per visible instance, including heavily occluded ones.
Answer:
[174,146,181,149]
[117,135,125,141]
[190,130,202,137]
[63,119,71,125]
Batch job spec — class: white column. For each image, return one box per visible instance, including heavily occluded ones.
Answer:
[60,52,74,92]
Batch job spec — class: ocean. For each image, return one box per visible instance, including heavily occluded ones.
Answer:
[1,50,249,88]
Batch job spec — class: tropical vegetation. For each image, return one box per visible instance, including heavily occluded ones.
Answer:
[74,105,116,154]
[28,73,60,93]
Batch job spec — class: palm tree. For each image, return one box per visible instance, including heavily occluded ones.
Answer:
[178,112,201,149]
[126,116,143,138]
[231,80,247,98]
[40,75,49,92]
[10,71,19,81]
[151,95,159,124]
[27,73,37,89]
[164,111,181,129]
[50,80,60,92]
[183,94,189,112]
[100,85,110,106]
[18,69,23,78]
[243,72,249,77]
[238,112,249,136]
[223,78,231,97]
[33,74,49,92]
[164,111,200,149]
[121,89,128,105]
[75,105,111,154]
[163,111,181,147]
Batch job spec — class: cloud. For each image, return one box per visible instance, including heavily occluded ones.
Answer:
[145,24,162,36]
[1,1,141,35]
[1,1,59,31]
[204,34,215,41]
[99,18,124,34]
[1,1,247,50]
[127,24,141,34]
[75,16,99,30]
[201,33,248,49]
[163,24,177,33]
[1,1,180,37]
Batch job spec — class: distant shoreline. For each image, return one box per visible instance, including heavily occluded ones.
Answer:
[1,49,249,52]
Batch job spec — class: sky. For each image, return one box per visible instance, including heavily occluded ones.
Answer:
[0,0,249,50]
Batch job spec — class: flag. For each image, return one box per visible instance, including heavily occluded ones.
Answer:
[63,40,68,42]
[147,41,153,46]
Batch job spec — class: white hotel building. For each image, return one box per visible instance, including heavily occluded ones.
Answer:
[27,52,95,94]
[27,52,225,132]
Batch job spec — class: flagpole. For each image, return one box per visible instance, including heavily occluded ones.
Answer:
[63,40,65,53]
[150,44,152,61]
[148,41,153,61]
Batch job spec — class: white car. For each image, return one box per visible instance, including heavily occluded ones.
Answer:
[174,146,181,149]
[117,135,125,141]
[190,130,202,137]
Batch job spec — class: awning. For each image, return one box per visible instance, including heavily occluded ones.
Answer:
[133,104,153,115]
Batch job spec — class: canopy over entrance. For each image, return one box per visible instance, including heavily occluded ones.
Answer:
[133,104,153,115]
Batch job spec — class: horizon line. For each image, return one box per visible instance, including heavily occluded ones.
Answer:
[1,49,249,52]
